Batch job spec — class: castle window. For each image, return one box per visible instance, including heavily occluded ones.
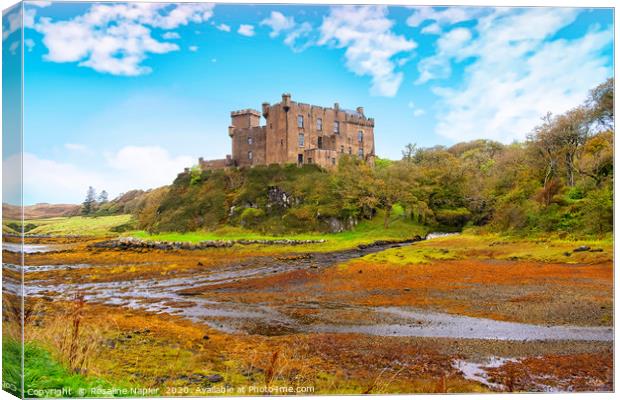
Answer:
[317,118,323,131]
[348,147,352,154]
[334,121,340,134]
[358,130,363,143]
[318,136,323,149]
[358,148,364,158]
[298,115,304,128]
[340,145,344,153]
[308,158,313,164]
[248,151,253,160]
[298,133,305,147]
[331,158,336,165]
[248,137,253,145]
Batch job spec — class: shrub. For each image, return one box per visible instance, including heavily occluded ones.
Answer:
[239,207,265,228]
[434,208,472,228]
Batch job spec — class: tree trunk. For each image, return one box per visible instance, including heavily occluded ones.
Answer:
[384,205,392,229]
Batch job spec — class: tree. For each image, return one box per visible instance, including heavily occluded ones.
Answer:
[98,190,109,204]
[81,186,97,215]
[402,143,417,162]
[587,78,613,128]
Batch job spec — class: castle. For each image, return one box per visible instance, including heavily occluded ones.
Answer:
[197,93,375,170]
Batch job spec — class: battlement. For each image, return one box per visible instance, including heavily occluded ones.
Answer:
[231,109,261,117]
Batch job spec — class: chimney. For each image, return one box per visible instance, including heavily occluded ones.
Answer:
[262,102,270,118]
[282,93,291,112]
[334,102,340,111]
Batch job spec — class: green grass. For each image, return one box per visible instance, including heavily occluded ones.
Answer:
[130,211,429,252]
[4,215,133,237]
[2,339,129,398]
[359,231,613,266]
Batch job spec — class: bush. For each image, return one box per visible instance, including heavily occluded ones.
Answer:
[434,208,472,228]
[239,207,265,228]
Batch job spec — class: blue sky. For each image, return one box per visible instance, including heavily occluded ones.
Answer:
[1,2,614,204]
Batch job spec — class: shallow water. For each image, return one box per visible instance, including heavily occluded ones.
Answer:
[3,242,69,253]
[310,307,613,341]
[17,236,613,341]
[451,357,514,390]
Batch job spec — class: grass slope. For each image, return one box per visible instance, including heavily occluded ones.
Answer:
[4,215,133,236]
[130,210,428,252]
[2,339,124,398]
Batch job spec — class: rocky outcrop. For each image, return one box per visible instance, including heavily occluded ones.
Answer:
[89,237,326,251]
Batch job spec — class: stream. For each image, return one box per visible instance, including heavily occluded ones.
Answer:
[4,236,614,341]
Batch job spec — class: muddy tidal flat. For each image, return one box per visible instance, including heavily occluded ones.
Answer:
[3,234,613,394]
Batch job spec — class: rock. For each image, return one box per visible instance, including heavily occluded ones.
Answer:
[573,245,591,252]
[403,288,411,292]
[206,374,223,383]
[197,261,204,266]
[589,248,604,253]
[202,335,210,340]
[563,251,572,257]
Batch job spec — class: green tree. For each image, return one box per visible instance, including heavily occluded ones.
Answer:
[81,186,97,216]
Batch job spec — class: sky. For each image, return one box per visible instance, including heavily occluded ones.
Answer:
[1,1,614,205]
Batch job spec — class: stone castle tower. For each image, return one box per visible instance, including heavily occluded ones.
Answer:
[199,93,375,170]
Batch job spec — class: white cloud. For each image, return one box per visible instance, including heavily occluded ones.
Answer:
[64,143,87,151]
[260,11,295,38]
[29,1,52,7]
[416,27,472,84]
[318,6,416,97]
[283,22,314,52]
[162,31,180,39]
[407,7,484,31]
[8,40,19,55]
[408,101,426,117]
[427,8,612,143]
[3,6,22,41]
[22,153,109,204]
[216,23,230,32]
[104,146,194,191]
[420,23,441,35]
[259,11,314,52]
[24,38,35,51]
[30,3,214,75]
[211,58,217,63]
[188,45,199,52]
[238,24,255,37]
[20,146,194,204]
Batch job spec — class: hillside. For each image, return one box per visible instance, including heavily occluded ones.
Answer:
[133,80,613,238]
[2,203,81,220]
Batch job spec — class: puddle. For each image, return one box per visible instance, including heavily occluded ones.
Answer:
[426,232,460,240]
[309,307,613,341]
[3,243,70,253]
[452,357,514,390]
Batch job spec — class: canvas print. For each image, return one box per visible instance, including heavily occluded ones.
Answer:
[2,1,614,397]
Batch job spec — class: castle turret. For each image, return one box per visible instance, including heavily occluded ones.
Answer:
[231,109,261,129]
